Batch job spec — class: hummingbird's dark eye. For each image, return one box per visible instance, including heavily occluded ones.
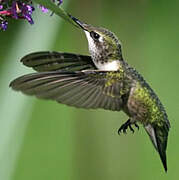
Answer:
[90,31,100,40]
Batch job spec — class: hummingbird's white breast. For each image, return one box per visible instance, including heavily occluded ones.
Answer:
[95,60,120,71]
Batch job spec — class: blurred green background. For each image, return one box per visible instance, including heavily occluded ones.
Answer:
[0,0,178,179]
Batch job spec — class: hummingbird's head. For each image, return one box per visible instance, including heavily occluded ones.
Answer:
[70,15,123,70]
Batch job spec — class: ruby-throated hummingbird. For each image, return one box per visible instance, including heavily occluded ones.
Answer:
[10,15,170,172]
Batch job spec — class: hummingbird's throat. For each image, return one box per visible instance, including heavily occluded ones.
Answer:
[84,31,120,71]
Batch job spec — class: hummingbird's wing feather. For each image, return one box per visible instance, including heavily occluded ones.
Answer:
[10,70,125,111]
[21,51,96,72]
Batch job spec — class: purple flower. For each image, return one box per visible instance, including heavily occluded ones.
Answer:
[0,20,8,31]
[39,0,63,13]
[39,5,48,13]
[11,1,19,19]
[59,0,63,5]
[21,3,34,24]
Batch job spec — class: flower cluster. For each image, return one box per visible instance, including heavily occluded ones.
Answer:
[0,0,63,31]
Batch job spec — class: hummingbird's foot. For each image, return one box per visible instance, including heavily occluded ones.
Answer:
[118,119,139,135]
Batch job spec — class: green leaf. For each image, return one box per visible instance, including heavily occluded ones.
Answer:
[33,0,79,28]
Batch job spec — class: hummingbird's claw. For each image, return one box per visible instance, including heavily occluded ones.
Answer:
[118,119,139,135]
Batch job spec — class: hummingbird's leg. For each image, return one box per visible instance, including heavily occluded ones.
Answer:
[118,119,139,135]
[134,122,139,130]
[129,124,134,133]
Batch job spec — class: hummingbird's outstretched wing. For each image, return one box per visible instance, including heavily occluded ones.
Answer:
[10,70,126,111]
[21,51,96,72]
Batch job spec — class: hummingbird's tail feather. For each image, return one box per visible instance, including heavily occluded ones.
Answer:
[144,123,169,172]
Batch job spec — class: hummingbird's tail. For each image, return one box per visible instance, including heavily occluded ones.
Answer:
[144,123,170,172]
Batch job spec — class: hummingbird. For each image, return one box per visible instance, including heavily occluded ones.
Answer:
[10,15,170,172]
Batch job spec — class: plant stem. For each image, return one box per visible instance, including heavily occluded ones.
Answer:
[33,0,79,28]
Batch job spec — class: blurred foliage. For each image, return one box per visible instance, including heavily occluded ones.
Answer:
[0,0,179,180]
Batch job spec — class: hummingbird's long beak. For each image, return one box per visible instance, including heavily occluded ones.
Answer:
[68,14,88,31]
